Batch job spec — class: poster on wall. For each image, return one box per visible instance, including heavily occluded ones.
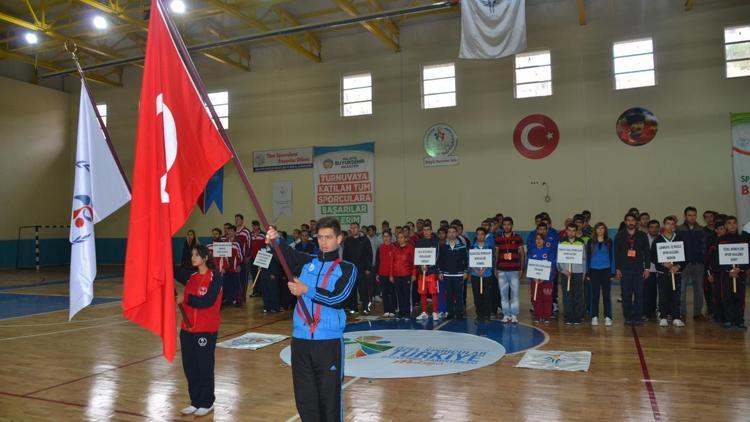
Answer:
[616,107,658,146]
[272,181,292,221]
[513,114,559,159]
[252,147,313,172]
[313,142,375,226]
[731,112,750,226]
[423,123,459,167]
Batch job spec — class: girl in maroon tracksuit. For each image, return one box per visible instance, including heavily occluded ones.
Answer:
[375,231,397,317]
[178,245,223,417]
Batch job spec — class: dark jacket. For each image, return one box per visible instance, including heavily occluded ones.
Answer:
[677,223,705,264]
[717,232,750,272]
[438,239,469,276]
[614,229,650,272]
[650,232,686,274]
[342,234,373,272]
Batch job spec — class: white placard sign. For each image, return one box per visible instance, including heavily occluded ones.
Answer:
[526,259,552,281]
[656,241,685,263]
[212,242,232,258]
[254,250,273,269]
[718,243,749,266]
[414,248,436,266]
[557,244,584,265]
[470,249,493,268]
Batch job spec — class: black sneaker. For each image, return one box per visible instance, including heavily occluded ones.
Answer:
[736,323,747,330]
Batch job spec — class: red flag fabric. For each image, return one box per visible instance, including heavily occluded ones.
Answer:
[122,0,232,361]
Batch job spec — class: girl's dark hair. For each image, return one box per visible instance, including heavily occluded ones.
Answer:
[592,222,611,251]
[192,245,216,270]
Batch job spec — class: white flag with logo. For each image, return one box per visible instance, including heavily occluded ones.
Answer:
[69,84,130,320]
[459,0,527,59]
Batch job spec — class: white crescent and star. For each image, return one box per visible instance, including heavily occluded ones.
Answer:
[156,93,178,204]
[520,122,544,152]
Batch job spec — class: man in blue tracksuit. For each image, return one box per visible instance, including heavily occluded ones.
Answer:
[439,225,469,320]
[267,217,356,422]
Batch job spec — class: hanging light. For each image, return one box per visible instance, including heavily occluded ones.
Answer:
[170,0,187,14]
[92,15,108,30]
[24,32,39,44]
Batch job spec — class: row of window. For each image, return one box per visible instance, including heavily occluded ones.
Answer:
[96,25,749,123]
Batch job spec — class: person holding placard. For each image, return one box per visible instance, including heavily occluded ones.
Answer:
[587,223,615,327]
[495,217,526,324]
[716,216,748,330]
[375,231,397,317]
[258,244,281,313]
[615,213,651,326]
[644,220,661,321]
[248,220,267,298]
[558,223,587,325]
[213,225,242,307]
[391,231,416,319]
[651,216,686,327]
[439,226,469,320]
[415,223,440,321]
[705,219,727,323]
[470,227,496,320]
[528,233,556,323]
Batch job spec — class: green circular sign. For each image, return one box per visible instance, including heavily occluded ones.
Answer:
[423,123,458,158]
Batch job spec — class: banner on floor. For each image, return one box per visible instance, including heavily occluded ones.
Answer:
[313,142,375,226]
[516,350,591,372]
[252,147,313,172]
[217,332,289,350]
[731,113,750,226]
[280,329,505,378]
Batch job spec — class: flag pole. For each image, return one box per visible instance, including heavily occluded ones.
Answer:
[64,42,131,192]
[155,0,315,323]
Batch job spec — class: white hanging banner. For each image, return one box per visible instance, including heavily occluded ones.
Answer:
[272,181,293,221]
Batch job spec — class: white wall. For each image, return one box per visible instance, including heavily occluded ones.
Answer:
[64,0,750,239]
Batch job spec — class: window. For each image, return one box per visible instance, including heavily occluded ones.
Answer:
[725,25,750,78]
[207,91,229,129]
[422,63,456,109]
[341,73,372,117]
[515,50,552,98]
[613,38,656,90]
[96,103,107,127]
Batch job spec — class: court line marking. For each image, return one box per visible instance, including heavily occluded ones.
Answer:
[631,326,662,422]
[0,320,127,342]
[0,391,150,419]
[0,313,121,327]
[0,300,122,322]
[22,314,291,397]
[0,274,122,291]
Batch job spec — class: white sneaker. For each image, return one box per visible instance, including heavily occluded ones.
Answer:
[194,406,214,416]
[673,319,685,327]
[510,315,518,324]
[501,315,511,323]
[591,317,599,326]
[432,312,439,320]
[604,317,613,327]
[659,318,668,327]
[416,312,428,321]
[180,406,197,415]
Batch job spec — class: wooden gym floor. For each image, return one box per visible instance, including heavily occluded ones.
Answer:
[0,266,748,421]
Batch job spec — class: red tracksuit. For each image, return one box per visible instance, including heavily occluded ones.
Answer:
[376,243,397,314]
[392,243,416,318]
[180,270,223,410]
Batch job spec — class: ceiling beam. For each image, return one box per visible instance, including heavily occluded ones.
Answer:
[0,10,124,60]
[272,5,321,54]
[0,47,121,87]
[334,0,399,52]
[366,0,399,38]
[207,0,321,62]
[76,0,249,71]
